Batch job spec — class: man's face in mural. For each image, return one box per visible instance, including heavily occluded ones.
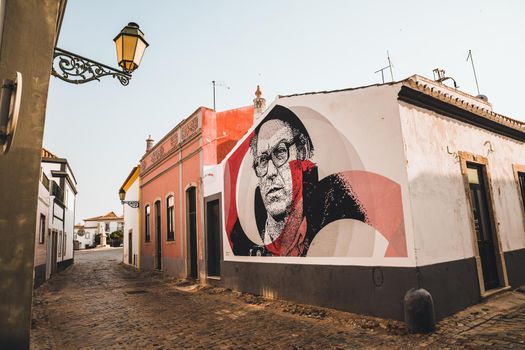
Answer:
[254,119,297,221]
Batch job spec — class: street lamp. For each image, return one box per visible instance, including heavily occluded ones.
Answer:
[119,189,139,208]
[52,22,149,86]
[114,22,149,73]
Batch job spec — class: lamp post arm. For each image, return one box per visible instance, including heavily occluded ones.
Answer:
[121,200,139,208]
[51,47,132,86]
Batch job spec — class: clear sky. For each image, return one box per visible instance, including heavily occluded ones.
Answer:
[44,0,525,222]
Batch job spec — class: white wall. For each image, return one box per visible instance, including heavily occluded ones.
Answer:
[34,181,50,266]
[203,163,223,197]
[400,98,525,267]
[74,227,95,249]
[123,179,139,266]
[62,181,75,261]
[222,85,416,267]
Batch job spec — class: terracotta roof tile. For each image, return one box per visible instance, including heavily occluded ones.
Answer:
[41,148,59,159]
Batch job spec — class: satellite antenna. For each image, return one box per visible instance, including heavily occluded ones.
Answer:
[374,51,395,83]
[212,80,230,111]
[466,50,481,95]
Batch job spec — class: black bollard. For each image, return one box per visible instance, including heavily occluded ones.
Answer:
[404,288,436,333]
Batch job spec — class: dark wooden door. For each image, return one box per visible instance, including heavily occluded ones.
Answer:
[187,187,197,279]
[128,230,133,265]
[155,201,162,270]
[51,230,58,275]
[467,164,499,290]
[206,199,221,277]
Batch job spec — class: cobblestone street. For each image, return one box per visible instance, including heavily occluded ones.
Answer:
[31,248,525,349]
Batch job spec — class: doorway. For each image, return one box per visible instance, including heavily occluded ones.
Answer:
[466,163,500,291]
[45,229,53,279]
[187,187,197,279]
[50,230,58,275]
[155,200,162,270]
[206,198,221,277]
[128,229,133,265]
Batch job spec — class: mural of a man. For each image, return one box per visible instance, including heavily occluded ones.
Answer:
[232,106,365,256]
[250,108,314,255]
[225,105,408,258]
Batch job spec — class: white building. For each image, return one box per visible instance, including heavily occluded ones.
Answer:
[83,211,124,247]
[73,224,95,249]
[119,166,140,268]
[208,74,525,321]
[34,148,78,288]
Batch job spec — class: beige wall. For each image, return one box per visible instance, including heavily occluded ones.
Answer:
[0,1,65,348]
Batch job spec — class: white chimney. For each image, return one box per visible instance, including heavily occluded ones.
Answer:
[146,135,154,152]
[253,85,266,122]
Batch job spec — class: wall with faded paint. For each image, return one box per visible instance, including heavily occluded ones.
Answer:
[223,85,415,267]
[400,99,525,266]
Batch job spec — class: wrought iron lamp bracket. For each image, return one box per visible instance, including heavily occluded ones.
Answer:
[121,200,139,208]
[51,47,132,86]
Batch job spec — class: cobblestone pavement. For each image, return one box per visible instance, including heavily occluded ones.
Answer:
[31,248,525,349]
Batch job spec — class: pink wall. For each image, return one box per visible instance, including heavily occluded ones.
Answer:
[140,104,254,278]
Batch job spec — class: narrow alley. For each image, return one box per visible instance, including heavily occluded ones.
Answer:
[31,249,525,349]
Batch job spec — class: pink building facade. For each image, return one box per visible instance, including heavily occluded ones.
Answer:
[139,105,255,280]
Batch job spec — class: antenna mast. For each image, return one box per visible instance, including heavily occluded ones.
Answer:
[374,50,395,83]
[466,50,481,95]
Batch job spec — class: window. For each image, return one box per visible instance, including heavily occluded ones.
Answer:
[167,196,175,241]
[145,205,151,242]
[38,214,46,244]
[105,223,110,232]
[518,172,525,212]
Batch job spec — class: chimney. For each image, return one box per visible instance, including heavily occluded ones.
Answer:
[146,135,154,152]
[253,85,266,122]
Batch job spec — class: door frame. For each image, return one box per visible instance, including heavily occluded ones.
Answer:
[512,164,525,233]
[45,228,52,279]
[128,229,133,265]
[204,193,222,279]
[186,186,198,279]
[154,200,162,270]
[459,151,509,296]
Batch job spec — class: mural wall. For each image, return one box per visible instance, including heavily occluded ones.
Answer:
[224,98,409,263]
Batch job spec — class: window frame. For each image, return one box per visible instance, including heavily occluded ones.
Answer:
[166,195,175,241]
[144,204,151,242]
[38,214,46,244]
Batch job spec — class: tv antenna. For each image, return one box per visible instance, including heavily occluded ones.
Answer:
[374,50,395,84]
[212,80,230,111]
[466,50,481,95]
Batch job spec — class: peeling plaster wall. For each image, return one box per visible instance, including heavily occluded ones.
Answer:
[400,101,525,267]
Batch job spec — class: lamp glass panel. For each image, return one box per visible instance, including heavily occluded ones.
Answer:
[133,39,147,67]
[115,36,123,64]
[122,35,138,62]
[124,61,136,72]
